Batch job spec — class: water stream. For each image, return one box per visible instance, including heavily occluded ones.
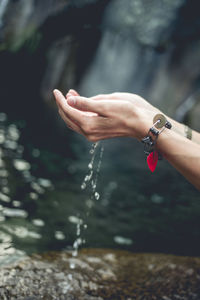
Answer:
[71,142,104,266]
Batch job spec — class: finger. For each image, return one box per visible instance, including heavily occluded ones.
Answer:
[58,107,83,135]
[91,93,121,100]
[53,89,85,126]
[91,94,114,100]
[66,89,80,98]
[67,95,110,116]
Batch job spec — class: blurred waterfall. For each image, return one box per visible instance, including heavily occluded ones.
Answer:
[1,0,200,131]
[79,0,185,101]
[0,0,9,27]
[175,89,200,123]
[77,0,200,132]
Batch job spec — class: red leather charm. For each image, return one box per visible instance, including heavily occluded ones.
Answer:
[147,151,158,172]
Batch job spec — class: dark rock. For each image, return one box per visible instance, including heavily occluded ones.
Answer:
[1,0,200,130]
[0,0,69,49]
[1,248,200,299]
[78,0,200,130]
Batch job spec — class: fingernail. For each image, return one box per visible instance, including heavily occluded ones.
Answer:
[67,89,72,95]
[53,89,59,96]
[68,96,76,106]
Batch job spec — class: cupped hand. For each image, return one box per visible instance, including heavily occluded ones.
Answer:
[53,89,160,142]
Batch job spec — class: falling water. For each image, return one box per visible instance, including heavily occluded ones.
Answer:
[81,142,104,202]
[70,142,104,265]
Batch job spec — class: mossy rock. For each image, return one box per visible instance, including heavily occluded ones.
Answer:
[1,248,200,299]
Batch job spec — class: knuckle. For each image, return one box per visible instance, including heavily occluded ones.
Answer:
[111,92,118,96]
[82,121,94,134]
[110,92,120,99]
[102,104,108,114]
[78,98,89,111]
[98,103,108,115]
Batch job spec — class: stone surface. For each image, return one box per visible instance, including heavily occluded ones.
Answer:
[0,248,200,299]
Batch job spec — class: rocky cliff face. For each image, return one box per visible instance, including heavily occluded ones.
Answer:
[0,0,200,130]
[0,0,68,48]
[78,0,200,130]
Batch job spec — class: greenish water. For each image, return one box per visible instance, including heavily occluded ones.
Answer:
[0,111,200,265]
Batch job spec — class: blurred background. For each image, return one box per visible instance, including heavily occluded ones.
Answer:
[0,0,200,264]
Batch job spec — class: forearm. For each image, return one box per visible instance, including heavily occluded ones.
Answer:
[157,129,200,190]
[167,116,200,145]
[54,89,200,189]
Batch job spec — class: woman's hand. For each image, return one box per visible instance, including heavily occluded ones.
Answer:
[53,89,160,142]
[53,89,200,189]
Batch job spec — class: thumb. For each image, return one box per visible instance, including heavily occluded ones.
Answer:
[67,96,106,115]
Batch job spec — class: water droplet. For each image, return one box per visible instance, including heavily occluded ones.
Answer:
[92,182,96,190]
[12,200,21,207]
[55,231,65,240]
[13,159,30,171]
[76,225,80,236]
[84,175,90,182]
[29,192,38,200]
[32,219,45,227]
[38,178,52,188]
[0,192,10,202]
[72,250,78,257]
[88,163,93,169]
[94,192,100,200]
[84,224,88,229]
[68,215,82,224]
[3,208,28,218]
[114,236,133,245]
[81,182,86,190]
[70,263,75,269]
[2,186,9,194]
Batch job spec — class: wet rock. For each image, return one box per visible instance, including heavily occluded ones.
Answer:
[0,0,69,49]
[79,0,200,127]
[1,0,200,130]
[103,0,184,47]
[1,248,200,299]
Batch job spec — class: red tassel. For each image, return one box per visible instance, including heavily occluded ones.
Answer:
[147,151,158,172]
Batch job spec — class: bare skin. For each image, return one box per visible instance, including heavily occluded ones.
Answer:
[53,89,200,190]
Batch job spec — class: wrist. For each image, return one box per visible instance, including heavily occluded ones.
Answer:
[140,113,172,171]
[131,109,161,141]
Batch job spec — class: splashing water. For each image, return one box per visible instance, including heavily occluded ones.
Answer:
[71,142,104,265]
[71,217,84,257]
